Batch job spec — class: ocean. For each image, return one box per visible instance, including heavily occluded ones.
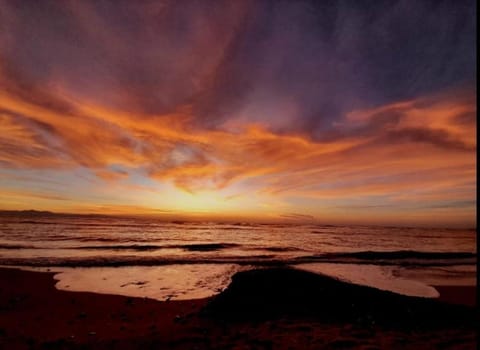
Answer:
[0,213,476,301]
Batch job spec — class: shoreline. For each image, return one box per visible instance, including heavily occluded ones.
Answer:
[0,267,476,349]
[3,264,476,306]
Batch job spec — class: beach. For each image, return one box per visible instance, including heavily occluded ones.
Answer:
[0,2,476,348]
[0,267,475,349]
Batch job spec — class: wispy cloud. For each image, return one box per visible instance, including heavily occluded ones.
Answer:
[0,0,475,226]
[0,84,474,198]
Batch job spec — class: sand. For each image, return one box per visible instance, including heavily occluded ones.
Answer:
[0,267,476,349]
[434,285,476,307]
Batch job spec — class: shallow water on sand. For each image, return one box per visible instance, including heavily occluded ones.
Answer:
[0,213,476,300]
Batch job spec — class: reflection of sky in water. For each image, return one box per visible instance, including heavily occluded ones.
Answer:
[2,219,475,301]
[51,265,244,301]
[296,263,440,298]
[12,261,476,301]
[391,265,476,287]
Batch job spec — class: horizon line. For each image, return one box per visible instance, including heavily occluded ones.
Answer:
[0,209,475,230]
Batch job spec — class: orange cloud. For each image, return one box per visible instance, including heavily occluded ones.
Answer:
[0,76,476,225]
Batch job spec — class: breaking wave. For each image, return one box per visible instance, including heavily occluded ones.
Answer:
[0,250,475,268]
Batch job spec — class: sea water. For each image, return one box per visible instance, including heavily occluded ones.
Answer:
[0,213,475,300]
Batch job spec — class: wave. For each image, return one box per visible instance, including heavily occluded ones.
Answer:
[260,246,300,252]
[74,244,168,251]
[0,242,242,252]
[0,250,475,268]
[0,242,302,253]
[294,250,477,266]
[181,243,240,251]
[0,255,278,267]
[12,220,61,225]
[314,250,476,260]
[77,243,241,252]
[214,227,256,231]
[0,244,37,249]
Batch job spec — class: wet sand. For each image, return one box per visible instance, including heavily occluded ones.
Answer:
[0,267,476,349]
[434,285,476,307]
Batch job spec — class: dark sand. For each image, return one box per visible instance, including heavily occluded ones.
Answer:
[0,267,476,349]
[434,285,476,307]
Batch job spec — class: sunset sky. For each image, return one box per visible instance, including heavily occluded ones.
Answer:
[0,0,476,227]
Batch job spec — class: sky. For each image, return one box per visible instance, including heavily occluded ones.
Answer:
[0,0,476,227]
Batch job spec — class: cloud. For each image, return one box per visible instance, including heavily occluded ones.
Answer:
[382,127,474,151]
[0,1,475,131]
[0,188,69,201]
[0,111,65,168]
[0,80,475,198]
[0,0,475,224]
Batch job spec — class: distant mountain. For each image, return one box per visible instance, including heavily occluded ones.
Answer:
[0,209,137,220]
[0,210,57,216]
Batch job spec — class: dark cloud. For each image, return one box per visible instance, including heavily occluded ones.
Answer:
[454,111,477,126]
[0,1,475,225]
[383,127,475,151]
[195,0,476,134]
[0,0,475,136]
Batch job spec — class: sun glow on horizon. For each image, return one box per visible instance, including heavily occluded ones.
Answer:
[0,88,476,227]
[0,1,476,228]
